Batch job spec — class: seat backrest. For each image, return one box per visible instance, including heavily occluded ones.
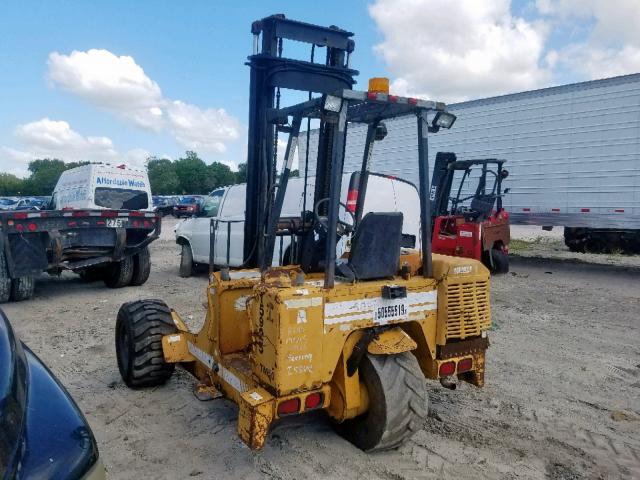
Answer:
[340,212,403,281]
[469,194,496,220]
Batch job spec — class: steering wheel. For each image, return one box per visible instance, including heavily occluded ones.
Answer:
[313,198,355,236]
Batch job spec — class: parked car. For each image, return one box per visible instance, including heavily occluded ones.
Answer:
[175,172,420,276]
[0,309,106,479]
[0,198,17,210]
[173,195,205,218]
[152,196,177,216]
[13,197,48,211]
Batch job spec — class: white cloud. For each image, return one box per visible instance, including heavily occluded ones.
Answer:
[369,0,552,102]
[47,49,241,152]
[123,148,152,168]
[14,118,118,162]
[1,118,150,177]
[166,100,239,153]
[536,0,640,79]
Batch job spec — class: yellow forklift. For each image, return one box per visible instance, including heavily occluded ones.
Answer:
[115,15,492,451]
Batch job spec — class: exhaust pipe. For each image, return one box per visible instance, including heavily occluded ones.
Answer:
[440,375,457,390]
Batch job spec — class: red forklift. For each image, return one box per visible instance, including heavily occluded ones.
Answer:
[430,152,510,273]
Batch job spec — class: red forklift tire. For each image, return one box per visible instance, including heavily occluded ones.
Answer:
[115,299,177,388]
[104,256,134,288]
[490,248,509,274]
[337,352,429,452]
[179,244,194,278]
[0,252,11,303]
[130,246,151,286]
[10,276,35,302]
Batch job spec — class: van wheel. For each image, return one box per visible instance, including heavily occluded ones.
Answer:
[337,352,429,452]
[130,246,151,286]
[0,251,11,303]
[104,256,134,288]
[116,299,177,388]
[179,244,193,278]
[10,277,35,302]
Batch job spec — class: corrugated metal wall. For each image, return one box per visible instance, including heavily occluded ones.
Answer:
[299,74,640,227]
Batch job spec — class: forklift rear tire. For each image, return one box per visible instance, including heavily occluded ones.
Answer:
[104,256,134,288]
[130,246,151,286]
[115,299,177,389]
[0,252,11,303]
[10,276,35,302]
[179,244,193,278]
[337,352,429,452]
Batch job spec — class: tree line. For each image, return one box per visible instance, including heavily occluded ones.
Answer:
[0,152,253,197]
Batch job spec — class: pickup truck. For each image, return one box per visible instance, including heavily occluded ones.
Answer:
[175,172,420,276]
[0,163,160,303]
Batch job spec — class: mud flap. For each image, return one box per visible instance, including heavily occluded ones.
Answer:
[237,387,275,449]
[459,351,486,387]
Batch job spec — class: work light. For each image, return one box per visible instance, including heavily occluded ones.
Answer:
[432,111,457,130]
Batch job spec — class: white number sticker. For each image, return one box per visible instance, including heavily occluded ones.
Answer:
[106,218,126,228]
[373,298,409,323]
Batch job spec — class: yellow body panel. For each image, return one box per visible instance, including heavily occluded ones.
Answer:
[367,327,417,355]
[161,253,492,449]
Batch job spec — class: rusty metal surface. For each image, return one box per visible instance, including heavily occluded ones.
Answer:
[437,336,489,359]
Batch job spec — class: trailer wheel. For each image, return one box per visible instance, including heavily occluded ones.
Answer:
[10,277,35,302]
[0,252,11,303]
[130,246,151,286]
[79,266,107,282]
[115,299,177,388]
[179,244,193,278]
[337,352,429,452]
[104,256,134,288]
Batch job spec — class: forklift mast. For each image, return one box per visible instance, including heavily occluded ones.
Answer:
[244,15,357,269]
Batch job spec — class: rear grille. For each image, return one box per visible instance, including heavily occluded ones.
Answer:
[445,281,490,340]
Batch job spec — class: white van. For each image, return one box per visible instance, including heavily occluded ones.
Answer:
[52,164,152,211]
[175,173,420,274]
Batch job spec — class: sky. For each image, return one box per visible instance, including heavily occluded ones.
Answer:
[1,0,640,177]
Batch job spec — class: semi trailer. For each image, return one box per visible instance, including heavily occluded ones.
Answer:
[301,73,640,253]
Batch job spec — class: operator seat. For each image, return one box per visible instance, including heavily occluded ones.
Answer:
[467,194,496,221]
[337,212,403,281]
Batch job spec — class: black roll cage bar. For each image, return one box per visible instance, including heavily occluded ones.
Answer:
[264,89,449,287]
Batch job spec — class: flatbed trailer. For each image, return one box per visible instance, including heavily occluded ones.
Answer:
[0,208,160,302]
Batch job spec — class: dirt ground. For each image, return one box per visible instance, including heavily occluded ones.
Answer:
[6,219,640,479]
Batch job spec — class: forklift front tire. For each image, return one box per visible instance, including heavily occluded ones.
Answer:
[116,299,177,389]
[490,248,509,274]
[337,352,429,452]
